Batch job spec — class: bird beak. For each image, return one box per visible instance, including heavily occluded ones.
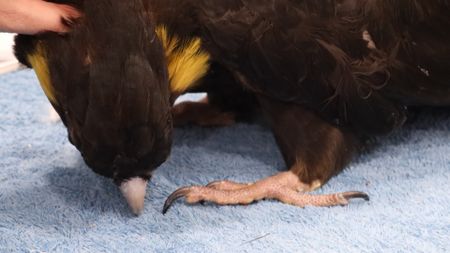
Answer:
[119,177,148,216]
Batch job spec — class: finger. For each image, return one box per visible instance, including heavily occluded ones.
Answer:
[0,0,80,34]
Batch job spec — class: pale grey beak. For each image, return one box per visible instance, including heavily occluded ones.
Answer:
[119,177,148,215]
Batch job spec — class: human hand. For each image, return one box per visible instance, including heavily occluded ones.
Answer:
[0,0,80,34]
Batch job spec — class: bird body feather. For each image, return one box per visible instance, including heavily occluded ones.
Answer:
[151,0,450,134]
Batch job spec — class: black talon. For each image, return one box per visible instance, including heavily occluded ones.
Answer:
[162,187,192,214]
[205,181,222,188]
[343,191,370,201]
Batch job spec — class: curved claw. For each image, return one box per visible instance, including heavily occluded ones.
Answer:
[163,186,192,214]
[342,191,370,201]
[205,181,223,188]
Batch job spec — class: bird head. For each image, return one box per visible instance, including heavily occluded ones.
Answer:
[15,0,173,215]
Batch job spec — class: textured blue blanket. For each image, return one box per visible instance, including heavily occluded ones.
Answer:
[0,70,449,252]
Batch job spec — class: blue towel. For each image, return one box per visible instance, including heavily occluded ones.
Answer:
[0,70,449,252]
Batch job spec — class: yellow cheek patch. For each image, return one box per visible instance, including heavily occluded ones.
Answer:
[27,43,57,104]
[156,26,210,94]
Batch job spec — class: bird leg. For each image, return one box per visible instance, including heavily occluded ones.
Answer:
[172,96,236,127]
[171,63,259,127]
[163,171,367,213]
[163,96,369,213]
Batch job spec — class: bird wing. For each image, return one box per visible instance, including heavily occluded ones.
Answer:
[200,0,407,134]
[363,0,450,106]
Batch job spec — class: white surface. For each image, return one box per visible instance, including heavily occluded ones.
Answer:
[0,33,20,74]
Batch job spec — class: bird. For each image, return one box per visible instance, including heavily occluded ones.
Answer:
[14,0,450,215]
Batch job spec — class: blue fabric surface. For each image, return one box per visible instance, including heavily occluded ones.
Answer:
[0,70,449,252]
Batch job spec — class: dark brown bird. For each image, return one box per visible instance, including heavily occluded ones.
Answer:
[14,0,450,215]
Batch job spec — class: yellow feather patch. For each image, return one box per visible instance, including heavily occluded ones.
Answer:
[27,27,208,104]
[27,43,57,104]
[156,26,210,94]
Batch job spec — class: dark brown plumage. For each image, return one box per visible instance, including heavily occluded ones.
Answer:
[15,0,172,214]
[14,0,450,214]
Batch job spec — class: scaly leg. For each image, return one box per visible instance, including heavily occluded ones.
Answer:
[172,96,236,127]
[163,97,368,213]
[206,180,251,191]
[172,62,258,127]
[163,171,367,213]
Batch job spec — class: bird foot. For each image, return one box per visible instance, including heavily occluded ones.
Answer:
[163,171,369,214]
[172,98,236,127]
